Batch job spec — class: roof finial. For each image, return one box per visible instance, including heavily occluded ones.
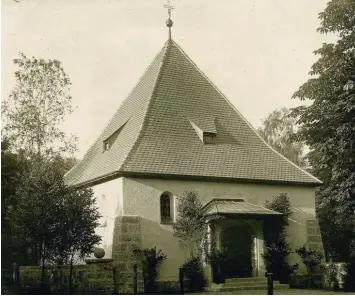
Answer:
[164,0,174,39]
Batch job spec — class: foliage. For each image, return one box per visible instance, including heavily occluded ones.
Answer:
[206,248,228,284]
[134,247,167,294]
[258,107,307,168]
[182,256,207,292]
[289,274,324,290]
[296,246,324,276]
[173,190,207,258]
[1,139,30,268]
[8,159,101,287]
[263,240,293,281]
[291,0,355,262]
[1,139,79,270]
[296,245,324,289]
[265,192,292,218]
[52,186,101,293]
[263,193,293,281]
[2,53,77,160]
[206,247,228,266]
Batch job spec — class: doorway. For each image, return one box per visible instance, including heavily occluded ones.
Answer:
[220,220,255,278]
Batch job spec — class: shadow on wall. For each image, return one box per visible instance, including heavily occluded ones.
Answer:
[139,217,188,281]
[286,208,319,269]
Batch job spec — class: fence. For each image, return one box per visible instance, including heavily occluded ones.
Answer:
[3,261,190,295]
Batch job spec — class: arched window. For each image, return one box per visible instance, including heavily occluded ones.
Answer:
[160,193,173,222]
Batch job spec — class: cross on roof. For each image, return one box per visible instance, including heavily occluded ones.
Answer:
[164,0,174,19]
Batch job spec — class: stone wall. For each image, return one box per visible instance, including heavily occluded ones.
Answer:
[306,219,324,252]
[19,259,115,294]
[112,215,144,294]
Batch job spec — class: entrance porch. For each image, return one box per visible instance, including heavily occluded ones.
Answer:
[203,199,283,279]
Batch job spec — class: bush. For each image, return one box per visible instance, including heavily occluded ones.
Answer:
[263,193,293,282]
[207,248,227,284]
[263,239,294,282]
[134,247,167,294]
[296,246,323,275]
[296,245,324,288]
[290,274,323,289]
[156,280,180,295]
[182,257,206,292]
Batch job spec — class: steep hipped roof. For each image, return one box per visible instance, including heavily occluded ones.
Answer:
[65,40,322,187]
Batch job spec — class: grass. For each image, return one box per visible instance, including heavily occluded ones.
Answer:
[189,288,355,295]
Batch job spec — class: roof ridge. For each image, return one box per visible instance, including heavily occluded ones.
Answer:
[65,41,170,186]
[120,40,171,171]
[170,41,321,185]
[244,201,281,214]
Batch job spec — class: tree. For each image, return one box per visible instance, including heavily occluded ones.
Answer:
[134,247,167,294]
[173,190,207,258]
[257,107,307,168]
[1,139,30,268]
[2,53,77,160]
[296,245,324,288]
[9,160,101,288]
[292,0,355,262]
[52,186,101,294]
[9,162,64,283]
[263,193,296,282]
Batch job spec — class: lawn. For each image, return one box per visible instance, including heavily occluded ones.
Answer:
[189,288,355,295]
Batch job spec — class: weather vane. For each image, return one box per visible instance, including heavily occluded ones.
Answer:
[164,0,174,39]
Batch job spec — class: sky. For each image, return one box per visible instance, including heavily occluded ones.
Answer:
[2,0,333,158]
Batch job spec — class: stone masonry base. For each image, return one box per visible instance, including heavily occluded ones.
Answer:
[112,216,144,294]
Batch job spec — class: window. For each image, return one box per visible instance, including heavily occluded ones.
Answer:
[160,193,173,223]
[103,141,110,151]
[102,119,129,152]
[203,132,216,144]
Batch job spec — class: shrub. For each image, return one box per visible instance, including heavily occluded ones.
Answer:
[263,193,293,282]
[296,245,323,275]
[206,248,227,283]
[290,274,323,289]
[265,193,292,216]
[173,190,206,258]
[296,245,324,288]
[134,247,167,294]
[263,239,298,283]
[182,256,206,292]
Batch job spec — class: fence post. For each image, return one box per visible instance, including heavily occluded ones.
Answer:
[12,262,20,286]
[142,266,146,294]
[179,267,184,295]
[267,272,273,295]
[133,264,138,295]
[113,265,118,295]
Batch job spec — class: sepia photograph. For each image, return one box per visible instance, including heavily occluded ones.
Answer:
[1,0,355,294]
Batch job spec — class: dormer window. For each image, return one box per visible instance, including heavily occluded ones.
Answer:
[188,116,217,145]
[104,141,110,151]
[203,132,216,144]
[102,120,129,152]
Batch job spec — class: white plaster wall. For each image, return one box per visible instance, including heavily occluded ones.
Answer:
[122,177,317,279]
[90,178,124,258]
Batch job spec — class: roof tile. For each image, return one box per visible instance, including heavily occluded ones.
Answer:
[65,40,322,187]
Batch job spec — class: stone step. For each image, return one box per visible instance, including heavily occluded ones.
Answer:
[223,281,267,288]
[219,283,288,292]
[225,277,267,284]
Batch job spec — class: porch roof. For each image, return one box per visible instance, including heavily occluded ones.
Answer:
[202,198,282,216]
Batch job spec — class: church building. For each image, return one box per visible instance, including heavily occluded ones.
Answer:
[64,11,323,289]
